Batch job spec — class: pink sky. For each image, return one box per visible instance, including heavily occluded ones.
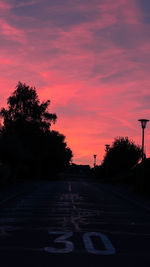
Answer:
[0,0,150,166]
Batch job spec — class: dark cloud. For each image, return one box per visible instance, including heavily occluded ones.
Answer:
[138,0,150,25]
[55,103,98,118]
[138,0,150,13]
[101,69,135,83]
[110,24,145,49]
[142,16,150,24]
[12,0,98,28]
[134,95,150,111]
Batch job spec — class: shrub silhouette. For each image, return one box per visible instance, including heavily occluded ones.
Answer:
[102,136,142,176]
[134,158,150,193]
[0,82,73,179]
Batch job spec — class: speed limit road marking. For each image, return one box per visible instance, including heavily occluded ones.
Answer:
[44,231,116,255]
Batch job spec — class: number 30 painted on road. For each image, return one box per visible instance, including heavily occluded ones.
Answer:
[44,232,116,255]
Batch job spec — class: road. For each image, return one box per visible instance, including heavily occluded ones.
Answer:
[0,178,150,267]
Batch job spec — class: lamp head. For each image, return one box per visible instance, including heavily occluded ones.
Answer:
[105,144,110,151]
[138,119,149,129]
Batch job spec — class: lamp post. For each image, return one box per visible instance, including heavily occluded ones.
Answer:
[138,119,149,161]
[105,144,110,152]
[93,154,97,167]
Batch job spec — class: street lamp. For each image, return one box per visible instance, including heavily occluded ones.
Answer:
[138,119,149,161]
[93,154,97,167]
[105,144,110,152]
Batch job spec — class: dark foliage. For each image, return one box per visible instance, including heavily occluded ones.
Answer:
[92,165,106,180]
[102,136,142,177]
[0,81,57,133]
[134,158,150,194]
[0,82,73,180]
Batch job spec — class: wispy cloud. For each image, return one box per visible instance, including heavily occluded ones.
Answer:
[15,0,43,8]
[0,0,150,165]
[0,0,11,10]
[0,18,27,43]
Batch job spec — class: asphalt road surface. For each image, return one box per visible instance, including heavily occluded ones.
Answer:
[0,178,150,267]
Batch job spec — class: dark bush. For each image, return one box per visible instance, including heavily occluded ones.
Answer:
[135,158,150,194]
[102,137,142,179]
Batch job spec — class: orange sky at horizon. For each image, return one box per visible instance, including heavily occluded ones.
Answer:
[0,0,150,166]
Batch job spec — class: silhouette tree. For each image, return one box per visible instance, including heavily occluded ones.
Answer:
[0,82,73,179]
[0,81,57,133]
[102,136,142,176]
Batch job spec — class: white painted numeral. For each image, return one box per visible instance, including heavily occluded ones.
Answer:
[44,231,74,253]
[44,231,116,255]
[83,232,116,255]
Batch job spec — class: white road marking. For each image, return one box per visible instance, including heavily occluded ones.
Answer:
[44,231,74,253]
[44,231,116,254]
[83,232,116,255]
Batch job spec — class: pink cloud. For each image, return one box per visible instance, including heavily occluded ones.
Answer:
[16,0,42,8]
[0,18,27,44]
[0,0,150,165]
[0,0,11,10]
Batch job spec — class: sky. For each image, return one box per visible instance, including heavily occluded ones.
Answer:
[0,0,150,166]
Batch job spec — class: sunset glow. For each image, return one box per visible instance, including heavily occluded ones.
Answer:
[0,0,150,166]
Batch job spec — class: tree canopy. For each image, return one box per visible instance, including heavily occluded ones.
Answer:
[0,82,73,179]
[102,136,142,175]
[0,82,57,133]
